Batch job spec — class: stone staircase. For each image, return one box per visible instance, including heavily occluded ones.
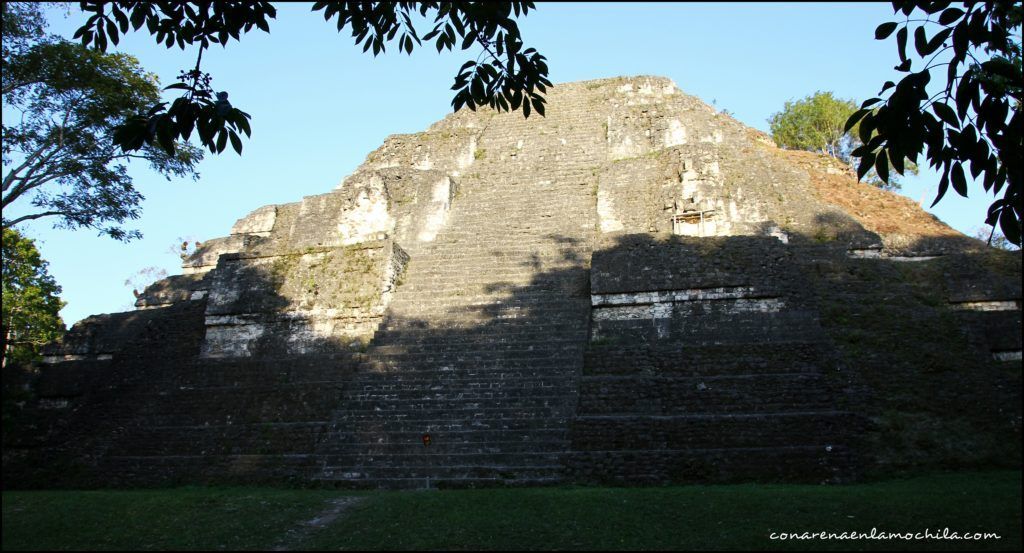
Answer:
[307,105,606,488]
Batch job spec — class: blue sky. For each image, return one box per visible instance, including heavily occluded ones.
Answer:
[7,2,1003,325]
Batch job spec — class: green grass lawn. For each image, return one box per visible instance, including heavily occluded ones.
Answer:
[3,471,1020,551]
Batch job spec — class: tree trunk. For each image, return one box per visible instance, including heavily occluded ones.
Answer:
[2,323,14,370]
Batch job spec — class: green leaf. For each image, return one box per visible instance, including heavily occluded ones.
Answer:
[452,89,467,112]
[931,102,960,128]
[875,150,889,183]
[913,26,928,57]
[106,18,120,46]
[896,26,908,62]
[922,27,953,55]
[510,88,522,110]
[235,111,252,137]
[858,112,876,144]
[228,130,242,155]
[931,170,949,207]
[96,26,108,50]
[999,206,1020,246]
[875,22,898,39]
[857,152,876,181]
[470,76,484,101]
[130,6,146,30]
[156,118,175,156]
[891,152,905,175]
[955,75,973,118]
[950,162,967,196]
[216,129,228,153]
[113,8,129,33]
[532,96,545,117]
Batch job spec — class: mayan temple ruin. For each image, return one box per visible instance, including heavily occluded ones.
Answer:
[4,76,1021,489]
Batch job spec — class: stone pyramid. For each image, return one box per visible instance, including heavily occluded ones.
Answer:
[5,76,1020,489]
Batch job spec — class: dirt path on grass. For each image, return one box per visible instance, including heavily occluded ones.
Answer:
[272,497,365,551]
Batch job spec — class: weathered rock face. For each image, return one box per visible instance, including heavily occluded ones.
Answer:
[5,76,1020,489]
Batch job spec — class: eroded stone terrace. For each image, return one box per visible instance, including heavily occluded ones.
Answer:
[5,76,1019,489]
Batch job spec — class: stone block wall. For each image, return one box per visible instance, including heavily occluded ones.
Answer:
[569,234,858,484]
[4,75,1019,490]
[793,245,1022,474]
[200,240,408,357]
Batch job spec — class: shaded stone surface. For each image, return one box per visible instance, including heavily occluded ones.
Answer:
[4,76,1020,489]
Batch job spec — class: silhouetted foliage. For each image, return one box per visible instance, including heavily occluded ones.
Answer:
[847,0,1022,245]
[2,2,202,241]
[72,2,551,158]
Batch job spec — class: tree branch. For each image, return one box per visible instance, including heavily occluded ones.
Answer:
[1,78,44,97]
[1,144,64,209]
[1,142,53,192]
[2,210,66,227]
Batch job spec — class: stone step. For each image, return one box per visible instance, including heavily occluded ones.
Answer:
[381,311,585,323]
[139,422,568,437]
[310,476,566,490]
[354,366,580,381]
[143,356,364,388]
[379,311,586,324]
[374,326,586,339]
[162,367,359,388]
[316,440,568,456]
[398,258,585,268]
[363,349,584,362]
[404,259,587,273]
[577,373,836,415]
[566,445,854,484]
[382,317,585,328]
[403,249,590,258]
[351,366,580,381]
[128,400,575,426]
[111,431,568,457]
[394,272,585,282]
[319,450,564,470]
[317,464,563,482]
[387,300,586,312]
[330,417,572,433]
[332,396,573,412]
[348,372,576,386]
[387,294,588,306]
[362,356,582,369]
[583,343,837,375]
[332,408,572,422]
[571,411,857,451]
[371,332,586,347]
[398,257,588,268]
[369,340,584,355]
[353,368,578,381]
[364,348,583,363]
[342,387,578,402]
[331,408,574,424]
